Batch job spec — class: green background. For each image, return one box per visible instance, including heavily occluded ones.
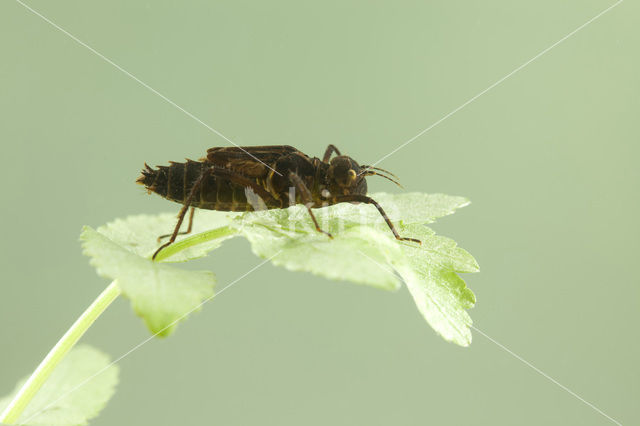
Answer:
[1,1,637,425]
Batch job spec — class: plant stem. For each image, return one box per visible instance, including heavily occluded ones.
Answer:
[0,225,236,423]
[153,225,237,262]
[0,281,121,424]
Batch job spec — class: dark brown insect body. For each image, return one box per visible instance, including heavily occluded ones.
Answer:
[137,145,420,259]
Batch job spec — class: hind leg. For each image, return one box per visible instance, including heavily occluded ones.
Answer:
[153,168,211,260]
[157,207,195,242]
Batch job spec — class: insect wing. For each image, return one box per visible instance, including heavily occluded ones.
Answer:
[205,145,300,178]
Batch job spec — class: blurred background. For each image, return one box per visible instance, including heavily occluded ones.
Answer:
[0,1,637,425]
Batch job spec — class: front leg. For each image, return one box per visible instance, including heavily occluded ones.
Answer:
[333,194,421,244]
[288,171,333,239]
[322,144,342,163]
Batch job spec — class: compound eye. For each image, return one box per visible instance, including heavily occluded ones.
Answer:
[347,169,357,183]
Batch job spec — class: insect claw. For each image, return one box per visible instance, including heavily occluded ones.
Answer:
[152,243,170,260]
[397,236,422,245]
[316,228,333,239]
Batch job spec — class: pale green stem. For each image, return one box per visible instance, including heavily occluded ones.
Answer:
[0,225,235,424]
[0,281,121,424]
[153,225,237,262]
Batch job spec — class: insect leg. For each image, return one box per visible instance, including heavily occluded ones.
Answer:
[322,144,342,163]
[303,206,332,238]
[157,206,195,242]
[333,194,421,245]
[288,171,333,238]
[184,206,195,233]
[152,168,212,260]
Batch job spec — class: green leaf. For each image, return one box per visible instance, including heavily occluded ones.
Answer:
[324,192,470,226]
[0,345,118,426]
[96,210,239,263]
[239,217,404,290]
[81,192,478,345]
[395,224,478,346]
[80,226,216,336]
[229,194,478,346]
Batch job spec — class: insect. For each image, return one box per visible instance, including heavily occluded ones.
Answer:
[137,145,421,259]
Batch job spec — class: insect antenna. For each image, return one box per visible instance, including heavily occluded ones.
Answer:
[361,171,404,189]
[358,165,399,179]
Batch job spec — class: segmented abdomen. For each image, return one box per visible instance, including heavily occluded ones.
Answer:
[137,160,273,211]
